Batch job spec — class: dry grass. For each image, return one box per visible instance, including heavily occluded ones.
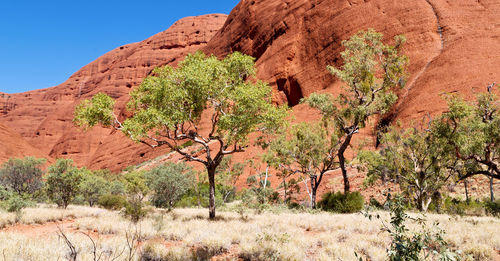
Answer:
[0,205,498,260]
[0,204,105,228]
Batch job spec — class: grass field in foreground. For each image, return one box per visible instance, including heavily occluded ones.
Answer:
[0,204,498,260]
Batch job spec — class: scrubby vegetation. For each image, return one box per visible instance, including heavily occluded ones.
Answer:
[0,29,498,260]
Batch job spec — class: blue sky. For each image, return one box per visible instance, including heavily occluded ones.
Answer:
[0,0,239,94]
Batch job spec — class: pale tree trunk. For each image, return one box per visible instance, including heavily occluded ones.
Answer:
[303,178,313,208]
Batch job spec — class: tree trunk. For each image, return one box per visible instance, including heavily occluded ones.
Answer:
[490,176,495,202]
[310,177,317,209]
[208,167,216,219]
[311,179,318,209]
[339,159,350,193]
[283,176,288,203]
[339,135,353,193]
[464,179,470,204]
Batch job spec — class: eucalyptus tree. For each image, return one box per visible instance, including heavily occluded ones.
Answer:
[435,83,500,200]
[303,29,408,193]
[265,122,338,208]
[359,124,454,211]
[74,51,287,219]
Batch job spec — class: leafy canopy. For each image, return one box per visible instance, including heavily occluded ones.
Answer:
[74,51,288,161]
[434,84,500,180]
[0,157,45,195]
[304,29,408,132]
[45,159,84,208]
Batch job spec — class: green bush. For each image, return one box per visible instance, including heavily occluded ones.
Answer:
[440,196,485,216]
[368,197,383,209]
[318,192,364,213]
[6,194,31,213]
[98,194,127,210]
[0,185,12,201]
[145,163,195,210]
[484,199,500,216]
[45,159,83,208]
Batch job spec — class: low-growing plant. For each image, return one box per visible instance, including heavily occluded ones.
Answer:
[360,194,461,261]
[98,194,127,210]
[318,191,364,213]
[484,199,500,216]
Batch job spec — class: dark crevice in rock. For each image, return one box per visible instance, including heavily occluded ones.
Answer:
[277,76,304,107]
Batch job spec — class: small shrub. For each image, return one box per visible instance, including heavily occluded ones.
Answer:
[368,197,383,209]
[318,192,364,213]
[98,194,127,210]
[122,198,149,223]
[6,195,30,213]
[145,163,195,210]
[484,199,500,216]
[440,196,485,216]
[140,243,191,261]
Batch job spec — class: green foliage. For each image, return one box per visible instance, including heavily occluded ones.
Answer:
[176,182,225,208]
[6,194,31,213]
[97,194,127,210]
[73,93,116,128]
[484,199,500,216]
[74,51,287,147]
[108,180,126,195]
[359,125,453,212]
[434,84,500,183]
[122,197,149,223]
[79,171,108,207]
[74,51,288,219]
[318,192,364,213]
[265,121,336,208]
[145,163,195,210]
[363,195,460,261]
[215,156,245,203]
[302,29,408,193]
[0,185,12,201]
[0,157,45,196]
[121,170,149,223]
[45,159,83,208]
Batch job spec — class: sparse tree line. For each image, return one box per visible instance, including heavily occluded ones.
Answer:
[0,28,497,260]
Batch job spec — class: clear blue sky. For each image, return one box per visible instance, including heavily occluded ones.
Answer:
[0,0,239,94]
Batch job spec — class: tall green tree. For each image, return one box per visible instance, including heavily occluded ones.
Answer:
[302,29,408,193]
[0,157,45,195]
[45,159,83,208]
[359,124,454,211]
[435,83,500,200]
[265,122,337,208]
[74,51,287,219]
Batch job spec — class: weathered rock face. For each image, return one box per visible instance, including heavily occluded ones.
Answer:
[1,0,499,173]
[0,14,227,171]
[204,0,500,121]
[0,123,51,163]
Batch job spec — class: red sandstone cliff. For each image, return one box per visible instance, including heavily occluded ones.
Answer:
[1,0,499,173]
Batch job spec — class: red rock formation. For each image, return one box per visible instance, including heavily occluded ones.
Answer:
[204,0,500,121]
[1,0,499,174]
[0,14,227,171]
[0,123,52,163]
